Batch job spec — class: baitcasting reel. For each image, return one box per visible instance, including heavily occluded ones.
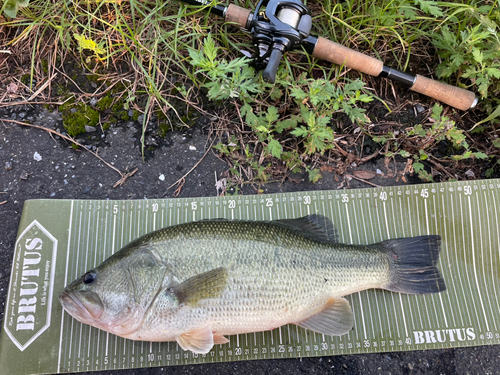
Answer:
[246,0,312,83]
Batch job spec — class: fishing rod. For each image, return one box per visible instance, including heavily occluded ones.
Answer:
[181,0,478,111]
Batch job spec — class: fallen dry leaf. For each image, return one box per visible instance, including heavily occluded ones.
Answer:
[319,164,334,172]
[6,82,19,94]
[352,170,377,180]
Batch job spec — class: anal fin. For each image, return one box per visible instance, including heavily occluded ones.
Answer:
[295,297,354,336]
[213,334,230,345]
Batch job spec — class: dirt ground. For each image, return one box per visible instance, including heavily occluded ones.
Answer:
[1,102,499,374]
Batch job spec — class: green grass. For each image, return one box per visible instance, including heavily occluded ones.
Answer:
[1,0,500,184]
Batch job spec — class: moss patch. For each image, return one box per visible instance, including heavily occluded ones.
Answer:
[21,74,31,86]
[41,59,49,74]
[60,101,99,137]
[132,110,140,121]
[97,95,128,123]
[96,96,113,111]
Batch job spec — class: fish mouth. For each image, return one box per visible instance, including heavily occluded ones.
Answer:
[59,290,104,323]
[59,289,143,336]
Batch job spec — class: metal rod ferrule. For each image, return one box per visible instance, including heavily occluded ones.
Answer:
[379,66,417,87]
[302,35,318,55]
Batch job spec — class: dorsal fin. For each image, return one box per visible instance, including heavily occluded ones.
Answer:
[272,214,339,243]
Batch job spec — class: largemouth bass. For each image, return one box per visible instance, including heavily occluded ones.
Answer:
[59,215,446,354]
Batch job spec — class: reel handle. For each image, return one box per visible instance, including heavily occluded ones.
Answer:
[262,48,283,83]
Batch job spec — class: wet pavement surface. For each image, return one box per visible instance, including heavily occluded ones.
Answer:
[1,103,499,374]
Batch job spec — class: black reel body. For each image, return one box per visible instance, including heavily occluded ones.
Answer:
[249,0,312,82]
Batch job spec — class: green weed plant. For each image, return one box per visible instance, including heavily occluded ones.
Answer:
[2,0,500,184]
[189,34,372,183]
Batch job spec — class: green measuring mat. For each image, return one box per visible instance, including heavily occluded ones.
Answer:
[2,179,499,375]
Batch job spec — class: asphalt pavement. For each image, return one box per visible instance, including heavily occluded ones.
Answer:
[1,104,499,374]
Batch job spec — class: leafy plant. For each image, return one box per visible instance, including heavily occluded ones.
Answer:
[4,0,499,188]
[431,10,500,113]
[73,34,106,62]
[408,104,488,180]
[187,31,378,185]
[289,78,373,124]
[291,107,334,155]
[407,105,468,149]
[414,0,444,17]
[188,34,261,101]
[240,104,298,158]
[214,135,240,156]
[2,0,29,18]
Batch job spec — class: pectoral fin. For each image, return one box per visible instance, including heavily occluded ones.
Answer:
[295,297,354,336]
[177,325,214,354]
[172,267,228,306]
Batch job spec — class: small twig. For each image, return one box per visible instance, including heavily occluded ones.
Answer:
[348,174,381,187]
[27,72,57,101]
[165,139,216,195]
[52,66,85,93]
[0,201,7,205]
[173,178,185,198]
[0,101,65,107]
[233,100,245,132]
[360,149,380,163]
[113,168,138,188]
[1,119,133,187]
[426,157,456,180]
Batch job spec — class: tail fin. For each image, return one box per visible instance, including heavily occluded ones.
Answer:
[382,235,446,294]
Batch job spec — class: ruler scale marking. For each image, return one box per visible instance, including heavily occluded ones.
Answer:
[70,208,84,362]
[353,199,369,340]
[459,194,480,329]
[399,195,417,332]
[422,200,448,327]
[366,200,385,340]
[344,204,361,341]
[379,200,397,338]
[415,197,433,329]
[389,195,408,338]
[13,181,499,374]
[57,201,74,373]
[439,194,457,327]
[490,190,500,315]
[467,195,489,332]
[484,191,500,316]
[481,190,497,331]
[360,194,377,339]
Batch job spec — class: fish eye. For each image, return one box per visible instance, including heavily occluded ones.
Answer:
[83,271,97,285]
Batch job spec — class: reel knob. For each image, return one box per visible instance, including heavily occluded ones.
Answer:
[262,48,283,83]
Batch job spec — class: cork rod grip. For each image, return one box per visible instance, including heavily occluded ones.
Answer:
[312,37,384,76]
[411,75,477,111]
[225,4,252,29]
